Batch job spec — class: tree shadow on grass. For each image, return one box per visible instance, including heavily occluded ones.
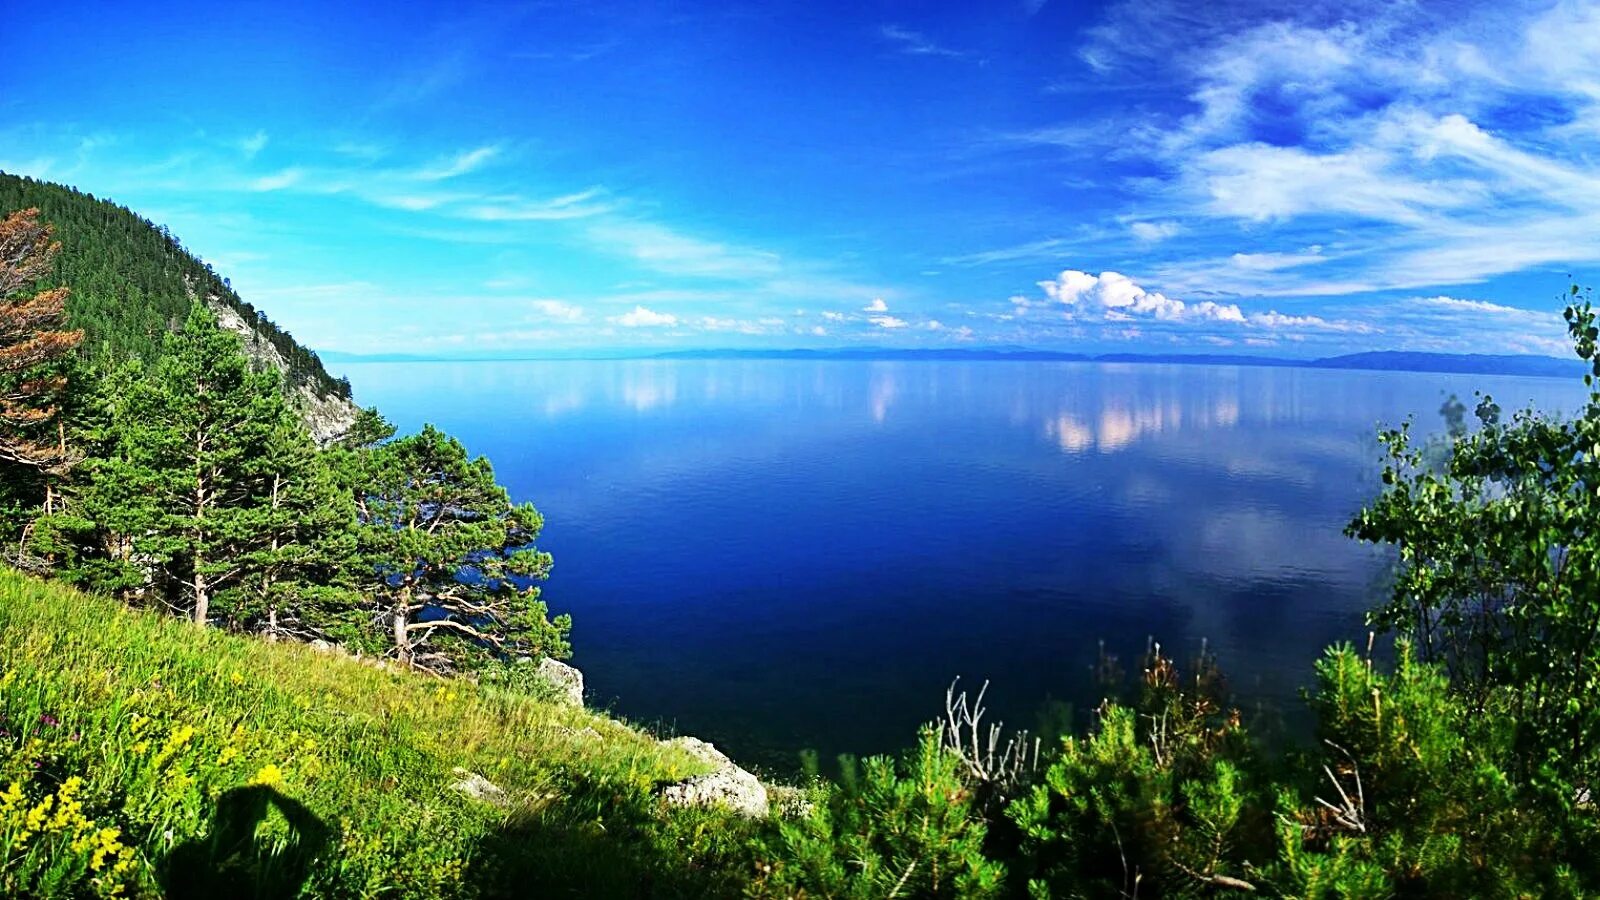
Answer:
[461,781,751,899]
[158,785,330,900]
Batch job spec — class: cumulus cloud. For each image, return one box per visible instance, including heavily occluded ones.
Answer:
[863,297,889,313]
[869,315,908,329]
[1039,270,1245,322]
[821,311,847,321]
[610,305,678,327]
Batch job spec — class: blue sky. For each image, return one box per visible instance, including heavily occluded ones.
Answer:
[2,0,1598,356]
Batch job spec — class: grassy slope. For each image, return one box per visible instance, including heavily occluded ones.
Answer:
[0,569,753,898]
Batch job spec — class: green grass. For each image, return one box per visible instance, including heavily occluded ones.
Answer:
[0,569,755,898]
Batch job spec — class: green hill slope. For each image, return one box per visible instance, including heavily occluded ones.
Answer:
[0,172,355,439]
[0,570,750,898]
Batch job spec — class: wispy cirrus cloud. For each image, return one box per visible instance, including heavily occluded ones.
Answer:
[966,0,1600,333]
[587,221,783,279]
[248,168,303,191]
[415,144,501,180]
[879,24,967,59]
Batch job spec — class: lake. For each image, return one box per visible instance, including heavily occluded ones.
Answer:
[338,359,1585,768]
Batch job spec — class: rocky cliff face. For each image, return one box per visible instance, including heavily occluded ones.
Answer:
[206,299,359,445]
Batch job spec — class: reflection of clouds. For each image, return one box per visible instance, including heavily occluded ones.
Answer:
[622,364,678,412]
[1048,414,1094,452]
[1044,374,1241,454]
[869,364,898,424]
[1195,507,1354,581]
[542,388,586,417]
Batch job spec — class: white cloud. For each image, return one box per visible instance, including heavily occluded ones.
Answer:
[461,187,609,221]
[249,168,303,191]
[1129,220,1181,242]
[811,325,828,336]
[1229,250,1326,271]
[531,300,586,323]
[870,315,909,329]
[863,297,889,313]
[1190,143,1478,225]
[1012,1,1600,301]
[1247,311,1370,333]
[923,320,944,330]
[879,24,966,59]
[821,311,847,321]
[1039,270,1245,322]
[610,306,678,327]
[416,145,501,181]
[237,131,269,158]
[1409,295,1536,316]
[589,221,783,279]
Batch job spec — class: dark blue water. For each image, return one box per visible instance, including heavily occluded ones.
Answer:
[338,359,1584,767]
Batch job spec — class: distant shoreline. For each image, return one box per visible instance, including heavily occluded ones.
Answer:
[320,348,1583,379]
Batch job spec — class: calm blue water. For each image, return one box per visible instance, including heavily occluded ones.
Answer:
[338,360,1585,767]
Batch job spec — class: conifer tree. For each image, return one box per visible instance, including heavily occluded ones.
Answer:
[42,307,358,628]
[343,424,569,672]
[0,207,82,474]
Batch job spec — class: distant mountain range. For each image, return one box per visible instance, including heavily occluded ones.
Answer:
[654,348,1585,378]
[320,346,1584,378]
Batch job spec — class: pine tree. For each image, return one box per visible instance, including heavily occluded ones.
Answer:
[41,307,359,628]
[342,424,569,672]
[0,207,82,473]
[222,403,361,640]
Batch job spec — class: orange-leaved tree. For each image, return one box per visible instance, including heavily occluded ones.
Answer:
[0,207,82,475]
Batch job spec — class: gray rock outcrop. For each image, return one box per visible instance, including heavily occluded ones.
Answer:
[536,657,585,706]
[658,736,769,818]
[450,767,509,806]
[206,298,359,445]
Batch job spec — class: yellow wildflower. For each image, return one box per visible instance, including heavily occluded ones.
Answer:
[249,764,285,787]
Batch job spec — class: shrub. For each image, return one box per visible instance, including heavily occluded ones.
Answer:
[748,727,1005,899]
[1008,645,1265,897]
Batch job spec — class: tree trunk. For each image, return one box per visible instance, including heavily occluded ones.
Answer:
[192,567,209,626]
[392,590,411,666]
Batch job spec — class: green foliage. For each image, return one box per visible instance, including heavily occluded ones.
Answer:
[335,423,569,672]
[749,727,1005,899]
[36,307,357,631]
[0,174,348,401]
[1262,642,1598,898]
[1348,289,1600,785]
[1009,647,1264,898]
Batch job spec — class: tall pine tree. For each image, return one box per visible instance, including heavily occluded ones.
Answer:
[42,307,358,628]
[338,424,569,672]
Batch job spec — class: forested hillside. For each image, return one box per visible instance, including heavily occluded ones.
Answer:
[0,172,350,406]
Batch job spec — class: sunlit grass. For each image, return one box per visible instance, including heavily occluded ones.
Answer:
[0,569,749,897]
